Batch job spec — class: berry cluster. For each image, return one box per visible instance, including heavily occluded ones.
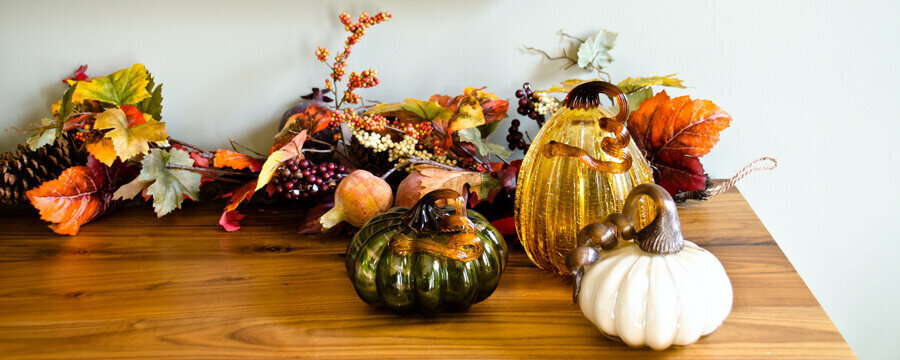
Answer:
[514,83,546,126]
[70,123,93,142]
[331,110,388,131]
[344,69,379,104]
[506,119,529,152]
[271,158,349,200]
[323,11,391,95]
[315,47,330,62]
[393,120,433,140]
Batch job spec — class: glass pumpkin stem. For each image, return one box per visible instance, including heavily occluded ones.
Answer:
[543,81,636,174]
[391,189,484,262]
[567,183,686,302]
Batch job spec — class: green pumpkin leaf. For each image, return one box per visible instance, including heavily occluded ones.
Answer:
[576,30,617,71]
[617,74,686,94]
[457,127,512,158]
[73,64,151,106]
[26,118,59,150]
[138,148,201,217]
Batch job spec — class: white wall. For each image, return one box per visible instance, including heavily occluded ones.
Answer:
[1,0,897,358]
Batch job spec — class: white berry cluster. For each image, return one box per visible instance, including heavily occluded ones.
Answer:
[534,92,562,115]
[350,126,456,170]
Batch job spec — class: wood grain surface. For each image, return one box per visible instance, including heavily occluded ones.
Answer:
[0,190,854,359]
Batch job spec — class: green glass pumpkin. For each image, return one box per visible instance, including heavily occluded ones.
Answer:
[346,189,508,315]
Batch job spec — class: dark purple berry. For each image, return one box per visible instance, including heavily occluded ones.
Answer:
[529,111,538,119]
[518,98,529,107]
[298,159,311,169]
[326,163,336,171]
[285,181,295,190]
[292,171,303,179]
[511,119,520,126]
[302,169,312,177]
[515,89,525,98]
[306,175,317,184]
[279,168,291,177]
[525,88,533,97]
[337,166,347,173]
[517,106,528,115]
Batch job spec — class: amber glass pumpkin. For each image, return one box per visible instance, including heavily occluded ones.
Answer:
[514,81,654,274]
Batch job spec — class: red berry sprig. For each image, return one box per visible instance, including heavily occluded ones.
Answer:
[317,11,391,109]
[330,109,388,131]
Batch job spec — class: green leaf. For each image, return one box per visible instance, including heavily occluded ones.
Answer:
[58,84,77,123]
[398,98,452,121]
[576,30,617,71]
[137,76,164,121]
[73,64,151,106]
[457,127,512,158]
[626,86,654,112]
[26,118,59,150]
[476,120,502,138]
[137,148,201,217]
[617,74,686,93]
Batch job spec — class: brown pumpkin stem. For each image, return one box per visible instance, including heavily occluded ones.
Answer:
[567,183,685,302]
[391,189,484,262]
[543,81,634,174]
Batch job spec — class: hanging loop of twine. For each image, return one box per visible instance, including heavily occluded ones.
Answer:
[707,156,778,196]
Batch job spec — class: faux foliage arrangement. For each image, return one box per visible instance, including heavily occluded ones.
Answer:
[6,11,770,237]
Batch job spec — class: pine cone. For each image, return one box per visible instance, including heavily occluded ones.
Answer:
[0,133,87,204]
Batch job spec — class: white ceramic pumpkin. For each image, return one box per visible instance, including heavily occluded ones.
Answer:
[568,183,732,350]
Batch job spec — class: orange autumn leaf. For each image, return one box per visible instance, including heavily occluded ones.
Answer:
[213,150,262,172]
[626,90,732,195]
[85,138,117,166]
[628,90,731,159]
[224,179,258,212]
[26,166,107,235]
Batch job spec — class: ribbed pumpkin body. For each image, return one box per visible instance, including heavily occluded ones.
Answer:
[515,104,654,274]
[578,240,732,350]
[346,206,507,315]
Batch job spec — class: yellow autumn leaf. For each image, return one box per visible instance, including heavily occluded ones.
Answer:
[463,87,500,101]
[617,74,685,93]
[94,108,167,162]
[541,78,606,94]
[255,130,308,191]
[73,64,151,106]
[448,95,484,131]
[85,138,118,166]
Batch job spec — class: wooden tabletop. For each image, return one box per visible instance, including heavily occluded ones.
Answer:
[0,189,853,359]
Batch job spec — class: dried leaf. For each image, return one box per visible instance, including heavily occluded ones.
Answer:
[72,64,151,106]
[409,165,501,204]
[214,150,262,172]
[627,90,732,195]
[26,166,108,235]
[112,177,150,201]
[256,130,307,191]
[94,107,167,162]
[138,148,202,217]
[617,74,685,94]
